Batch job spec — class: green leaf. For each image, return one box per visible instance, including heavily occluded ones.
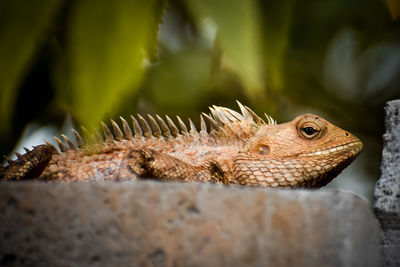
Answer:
[260,1,293,92]
[0,0,62,135]
[56,0,163,130]
[145,0,167,63]
[184,0,264,101]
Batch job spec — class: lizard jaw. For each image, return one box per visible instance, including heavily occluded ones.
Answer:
[299,141,363,157]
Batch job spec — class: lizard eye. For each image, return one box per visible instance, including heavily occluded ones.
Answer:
[299,124,321,139]
[296,116,325,140]
[302,126,319,136]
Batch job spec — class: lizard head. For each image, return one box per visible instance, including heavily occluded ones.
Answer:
[246,113,363,187]
[251,113,363,158]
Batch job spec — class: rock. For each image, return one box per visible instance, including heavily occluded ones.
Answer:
[374,99,400,267]
[0,181,380,267]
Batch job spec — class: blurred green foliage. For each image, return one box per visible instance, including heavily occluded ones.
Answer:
[55,0,161,131]
[0,0,62,135]
[185,0,265,100]
[1,0,400,191]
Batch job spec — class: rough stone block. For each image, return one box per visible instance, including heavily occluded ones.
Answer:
[0,181,380,267]
[374,99,400,267]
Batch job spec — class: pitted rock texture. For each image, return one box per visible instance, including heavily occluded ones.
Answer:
[0,181,379,267]
[374,100,400,267]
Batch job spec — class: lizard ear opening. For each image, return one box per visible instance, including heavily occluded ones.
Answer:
[257,144,270,155]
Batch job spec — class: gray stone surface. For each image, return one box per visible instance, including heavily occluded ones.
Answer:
[0,181,380,267]
[374,99,400,267]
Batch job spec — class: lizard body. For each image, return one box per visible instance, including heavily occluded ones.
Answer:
[0,102,363,187]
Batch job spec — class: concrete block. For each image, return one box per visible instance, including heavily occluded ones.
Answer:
[0,181,380,267]
[374,100,400,267]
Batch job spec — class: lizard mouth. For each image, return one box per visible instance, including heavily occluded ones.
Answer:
[299,141,363,156]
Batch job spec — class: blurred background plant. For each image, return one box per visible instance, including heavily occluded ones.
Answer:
[1,0,400,200]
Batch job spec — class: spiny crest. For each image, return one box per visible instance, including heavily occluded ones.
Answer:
[41,101,276,153]
[205,101,276,132]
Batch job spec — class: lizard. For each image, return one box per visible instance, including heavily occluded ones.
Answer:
[0,102,363,187]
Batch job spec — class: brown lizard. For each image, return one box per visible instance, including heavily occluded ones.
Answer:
[0,102,363,187]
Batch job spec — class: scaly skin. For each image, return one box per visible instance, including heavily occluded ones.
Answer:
[0,102,363,187]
